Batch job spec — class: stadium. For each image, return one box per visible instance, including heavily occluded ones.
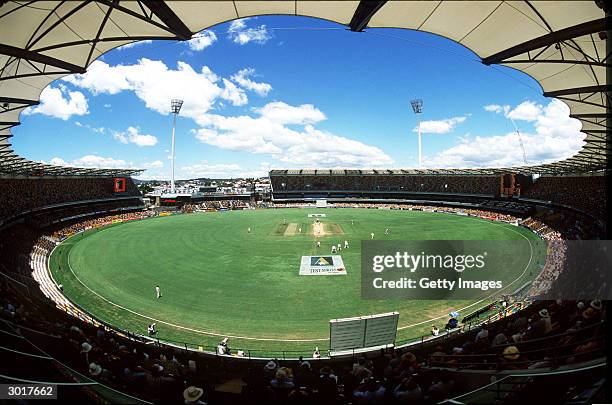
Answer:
[0,1,609,404]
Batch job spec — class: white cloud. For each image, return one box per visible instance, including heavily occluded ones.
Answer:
[414,116,467,134]
[64,59,391,169]
[426,99,584,168]
[23,85,88,120]
[255,102,325,125]
[187,30,217,51]
[194,101,393,167]
[220,78,248,106]
[113,131,128,144]
[231,68,272,96]
[484,101,542,121]
[50,155,130,169]
[49,155,166,170]
[484,104,503,113]
[506,100,542,121]
[112,126,158,147]
[228,19,271,45]
[143,160,164,169]
[64,59,247,118]
[75,121,105,134]
[116,40,152,50]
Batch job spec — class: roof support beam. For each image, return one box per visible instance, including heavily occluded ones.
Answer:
[0,43,86,74]
[570,113,611,119]
[543,84,612,97]
[0,97,39,106]
[482,17,608,65]
[142,1,192,40]
[349,1,387,32]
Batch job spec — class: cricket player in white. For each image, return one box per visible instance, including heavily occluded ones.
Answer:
[317,241,321,248]
[331,245,337,253]
[155,285,161,299]
[344,240,349,249]
[337,243,342,251]
[371,232,375,239]
[248,227,251,233]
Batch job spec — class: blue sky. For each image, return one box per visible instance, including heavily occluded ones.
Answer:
[14,16,584,179]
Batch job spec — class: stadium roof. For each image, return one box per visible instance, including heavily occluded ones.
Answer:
[0,1,609,176]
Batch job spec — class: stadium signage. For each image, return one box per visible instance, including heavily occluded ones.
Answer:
[300,255,346,275]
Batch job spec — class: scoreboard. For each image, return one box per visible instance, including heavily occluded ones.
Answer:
[113,177,126,193]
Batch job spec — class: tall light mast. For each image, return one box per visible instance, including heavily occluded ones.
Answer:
[170,99,183,193]
[508,117,528,165]
[411,99,424,169]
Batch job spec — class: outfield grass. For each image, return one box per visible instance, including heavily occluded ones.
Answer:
[50,208,546,357]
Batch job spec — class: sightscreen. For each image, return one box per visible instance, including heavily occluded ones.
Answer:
[330,311,399,353]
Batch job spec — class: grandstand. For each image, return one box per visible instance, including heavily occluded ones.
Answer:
[0,1,609,404]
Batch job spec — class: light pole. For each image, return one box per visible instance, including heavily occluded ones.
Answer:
[410,99,423,169]
[170,99,183,193]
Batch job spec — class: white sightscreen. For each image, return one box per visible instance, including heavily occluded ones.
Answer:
[330,312,399,352]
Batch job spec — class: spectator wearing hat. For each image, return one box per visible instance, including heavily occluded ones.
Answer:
[81,342,92,365]
[183,386,206,404]
[294,361,316,388]
[528,309,552,338]
[583,300,603,324]
[263,359,278,380]
[501,346,522,370]
[88,362,112,381]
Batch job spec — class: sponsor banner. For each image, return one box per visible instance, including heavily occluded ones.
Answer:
[300,255,346,275]
[308,213,327,218]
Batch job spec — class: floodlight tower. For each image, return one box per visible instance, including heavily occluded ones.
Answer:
[170,99,183,193]
[410,99,423,169]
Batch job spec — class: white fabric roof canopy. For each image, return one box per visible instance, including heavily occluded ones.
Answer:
[0,0,608,176]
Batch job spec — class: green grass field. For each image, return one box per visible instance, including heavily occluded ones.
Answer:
[50,208,546,357]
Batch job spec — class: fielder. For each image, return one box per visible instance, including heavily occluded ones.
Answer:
[337,243,342,251]
[248,227,251,233]
[317,241,321,248]
[331,245,337,253]
[155,285,162,299]
[344,240,349,249]
[370,232,375,239]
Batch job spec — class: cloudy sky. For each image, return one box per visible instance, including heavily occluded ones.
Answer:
[14,16,585,179]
